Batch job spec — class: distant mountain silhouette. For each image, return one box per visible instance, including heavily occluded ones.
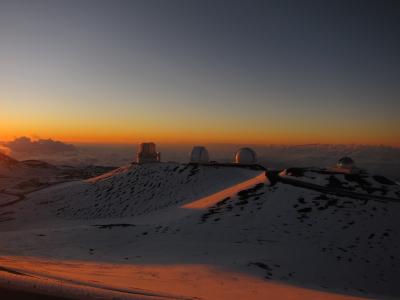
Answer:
[0,152,18,165]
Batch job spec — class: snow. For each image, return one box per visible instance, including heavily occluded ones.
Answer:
[279,167,400,199]
[0,162,399,299]
[0,257,365,300]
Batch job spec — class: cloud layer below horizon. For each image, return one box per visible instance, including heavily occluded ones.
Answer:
[1,136,399,182]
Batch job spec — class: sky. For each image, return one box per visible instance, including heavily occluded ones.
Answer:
[0,0,399,146]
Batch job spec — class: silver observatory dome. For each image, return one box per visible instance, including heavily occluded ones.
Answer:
[190,146,210,163]
[234,147,257,164]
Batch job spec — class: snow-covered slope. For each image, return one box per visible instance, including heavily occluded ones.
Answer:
[0,162,399,300]
[0,154,65,210]
[2,163,264,228]
[0,153,115,199]
[279,167,400,199]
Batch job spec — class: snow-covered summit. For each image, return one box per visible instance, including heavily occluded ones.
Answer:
[0,161,399,299]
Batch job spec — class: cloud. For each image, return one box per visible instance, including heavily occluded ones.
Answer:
[0,145,11,156]
[1,139,399,181]
[4,136,77,155]
[254,144,400,182]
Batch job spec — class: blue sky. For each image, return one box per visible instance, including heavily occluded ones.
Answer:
[1,0,399,145]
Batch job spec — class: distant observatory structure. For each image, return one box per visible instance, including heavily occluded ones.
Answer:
[234,147,257,164]
[329,156,360,174]
[337,157,355,169]
[137,142,161,164]
[190,146,209,163]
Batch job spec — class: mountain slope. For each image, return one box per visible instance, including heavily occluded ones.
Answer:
[0,152,18,167]
[0,163,399,299]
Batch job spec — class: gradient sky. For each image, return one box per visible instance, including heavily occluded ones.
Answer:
[1,0,399,145]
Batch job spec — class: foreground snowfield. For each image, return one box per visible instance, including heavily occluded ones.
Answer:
[0,162,399,299]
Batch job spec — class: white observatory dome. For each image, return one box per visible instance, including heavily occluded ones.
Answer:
[190,146,210,163]
[337,156,355,168]
[234,147,257,164]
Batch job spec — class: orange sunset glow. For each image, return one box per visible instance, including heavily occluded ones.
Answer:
[1,1,400,300]
[1,119,399,146]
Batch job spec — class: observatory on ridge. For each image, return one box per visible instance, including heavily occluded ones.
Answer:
[337,156,355,169]
[137,142,161,164]
[190,146,210,163]
[234,147,257,164]
[329,156,360,174]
